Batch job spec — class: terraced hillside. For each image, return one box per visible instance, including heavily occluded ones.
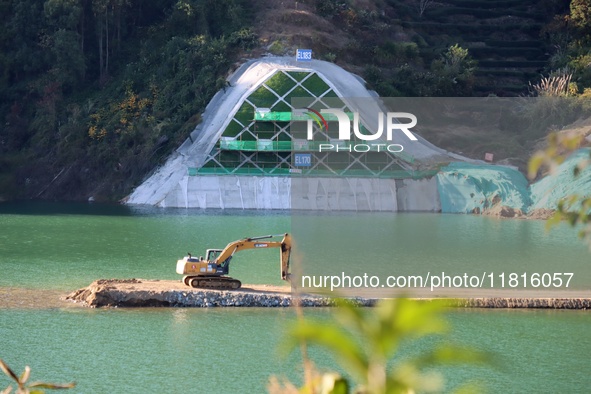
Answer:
[394,0,553,96]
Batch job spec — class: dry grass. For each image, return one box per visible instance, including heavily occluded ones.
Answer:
[248,0,353,56]
[529,70,573,97]
[531,116,591,154]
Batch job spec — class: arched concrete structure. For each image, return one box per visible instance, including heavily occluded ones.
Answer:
[126,57,473,210]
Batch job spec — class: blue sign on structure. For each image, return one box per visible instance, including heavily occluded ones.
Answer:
[294,153,312,167]
[296,49,312,62]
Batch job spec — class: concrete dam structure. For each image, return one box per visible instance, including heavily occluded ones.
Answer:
[126,56,531,212]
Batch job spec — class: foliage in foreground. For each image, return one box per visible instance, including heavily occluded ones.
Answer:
[270,298,490,394]
[0,359,74,394]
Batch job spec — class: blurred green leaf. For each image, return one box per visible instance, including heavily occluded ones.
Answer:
[573,165,581,177]
[528,153,545,179]
[0,359,19,383]
[415,343,492,367]
[28,382,76,389]
[20,366,30,385]
[276,298,490,394]
[371,299,448,360]
[563,134,583,150]
[387,363,443,393]
[546,211,563,230]
[285,321,368,380]
[314,373,349,394]
[389,299,448,337]
[452,382,485,394]
[332,299,368,336]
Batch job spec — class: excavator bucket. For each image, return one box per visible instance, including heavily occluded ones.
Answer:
[280,233,292,281]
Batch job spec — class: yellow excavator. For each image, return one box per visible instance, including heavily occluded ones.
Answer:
[176,233,292,290]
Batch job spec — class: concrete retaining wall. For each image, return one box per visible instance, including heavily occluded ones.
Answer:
[155,175,441,211]
[395,177,440,211]
[291,177,398,211]
[161,175,291,209]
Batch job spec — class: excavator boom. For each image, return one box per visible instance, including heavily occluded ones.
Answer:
[176,233,292,289]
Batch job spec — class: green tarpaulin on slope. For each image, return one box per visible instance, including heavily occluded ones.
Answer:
[437,162,531,214]
[530,148,591,210]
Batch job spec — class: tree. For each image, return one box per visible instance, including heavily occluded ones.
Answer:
[43,0,86,85]
[414,0,435,18]
[49,29,86,89]
[570,0,591,39]
[6,0,47,82]
[431,44,477,96]
[92,0,130,82]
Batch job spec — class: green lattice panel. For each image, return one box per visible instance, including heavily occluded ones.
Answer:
[286,71,311,82]
[255,129,275,138]
[271,101,291,112]
[234,101,255,125]
[240,130,257,141]
[284,86,314,103]
[222,120,243,137]
[301,73,330,96]
[277,131,291,141]
[321,89,338,98]
[264,72,297,94]
[248,85,278,108]
[364,152,391,166]
[220,151,242,166]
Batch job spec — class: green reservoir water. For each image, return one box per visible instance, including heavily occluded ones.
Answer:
[1,202,590,393]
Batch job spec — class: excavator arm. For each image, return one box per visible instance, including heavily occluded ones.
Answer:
[214,233,292,281]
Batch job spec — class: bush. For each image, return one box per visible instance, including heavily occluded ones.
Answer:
[430,44,477,96]
[316,0,348,18]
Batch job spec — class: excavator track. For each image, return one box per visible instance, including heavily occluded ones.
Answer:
[184,276,242,290]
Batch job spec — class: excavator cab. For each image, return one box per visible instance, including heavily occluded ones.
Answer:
[205,249,222,262]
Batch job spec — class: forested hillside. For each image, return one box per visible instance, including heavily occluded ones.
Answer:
[0,0,587,202]
[1,0,256,201]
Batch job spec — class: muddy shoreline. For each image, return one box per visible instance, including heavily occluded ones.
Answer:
[0,287,77,309]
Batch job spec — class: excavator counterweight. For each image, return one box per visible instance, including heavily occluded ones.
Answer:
[176,233,292,290]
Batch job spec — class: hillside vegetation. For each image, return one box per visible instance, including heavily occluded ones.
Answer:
[0,0,587,202]
[1,0,256,201]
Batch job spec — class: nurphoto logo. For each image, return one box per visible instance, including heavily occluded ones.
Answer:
[304,108,418,153]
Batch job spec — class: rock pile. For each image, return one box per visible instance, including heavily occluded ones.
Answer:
[454,297,591,309]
